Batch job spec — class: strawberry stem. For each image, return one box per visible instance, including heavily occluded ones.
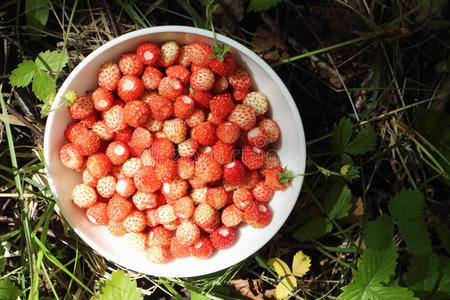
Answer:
[206,0,230,62]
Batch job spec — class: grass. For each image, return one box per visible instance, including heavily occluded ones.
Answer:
[0,0,449,299]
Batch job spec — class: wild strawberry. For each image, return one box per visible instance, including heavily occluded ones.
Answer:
[166,65,191,84]
[223,160,246,186]
[151,138,175,162]
[72,184,97,208]
[212,75,229,94]
[113,127,132,143]
[147,245,170,264]
[92,120,113,140]
[163,118,187,144]
[257,118,280,144]
[146,118,163,132]
[132,191,157,211]
[107,194,133,221]
[107,220,127,236]
[134,166,161,193]
[185,108,205,127]
[195,154,222,183]
[259,151,281,177]
[216,122,240,144]
[162,178,188,203]
[148,93,173,120]
[59,143,84,170]
[193,203,219,227]
[206,187,229,210]
[243,91,269,116]
[155,159,177,183]
[154,130,167,139]
[210,93,234,119]
[189,90,212,108]
[247,127,269,148]
[158,41,179,67]
[265,167,294,191]
[86,153,112,178]
[176,45,191,67]
[190,67,215,91]
[96,175,116,198]
[170,236,191,258]
[145,208,159,227]
[233,188,253,211]
[142,66,163,90]
[200,214,221,234]
[117,75,144,102]
[228,104,257,131]
[157,204,177,224]
[123,101,151,128]
[104,105,128,132]
[198,145,213,156]
[208,51,236,76]
[176,220,200,246]
[174,95,195,118]
[186,42,213,67]
[177,157,195,179]
[122,210,146,233]
[244,202,272,228]
[241,146,266,170]
[140,148,157,167]
[177,140,198,159]
[97,61,121,91]
[119,52,144,76]
[147,226,171,247]
[191,122,217,145]
[221,204,243,227]
[122,157,143,177]
[158,76,183,100]
[252,181,274,202]
[128,127,152,156]
[190,187,207,204]
[105,141,129,165]
[71,118,93,137]
[206,112,225,126]
[82,168,98,187]
[232,88,249,102]
[212,141,234,165]
[124,232,146,251]
[173,196,194,219]
[163,218,180,231]
[86,202,108,225]
[136,41,160,66]
[189,235,214,259]
[115,177,136,198]
[229,69,251,91]
[210,226,236,250]
[69,96,94,120]
[92,87,114,111]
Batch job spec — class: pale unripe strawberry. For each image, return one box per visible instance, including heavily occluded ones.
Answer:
[257,118,280,144]
[124,232,146,251]
[227,104,257,131]
[122,210,146,233]
[132,191,157,211]
[158,41,180,67]
[157,204,177,224]
[190,67,215,92]
[221,204,243,227]
[96,175,116,198]
[72,184,97,208]
[176,220,200,246]
[163,118,188,144]
[178,139,198,158]
[243,92,269,116]
[115,177,136,198]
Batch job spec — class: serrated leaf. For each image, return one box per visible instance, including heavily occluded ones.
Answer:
[326,181,352,219]
[406,254,439,291]
[0,279,21,300]
[267,258,291,277]
[332,117,353,155]
[396,219,432,254]
[389,189,424,220]
[275,275,297,299]
[26,0,50,40]
[292,218,332,241]
[99,270,142,300]
[292,251,311,277]
[32,68,56,100]
[35,50,69,72]
[345,123,376,155]
[9,60,36,87]
[363,214,394,249]
[339,284,419,300]
[339,283,365,300]
[247,0,282,12]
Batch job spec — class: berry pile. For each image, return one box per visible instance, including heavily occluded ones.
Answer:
[59,40,292,263]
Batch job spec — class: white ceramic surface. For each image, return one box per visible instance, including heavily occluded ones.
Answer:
[44,26,306,277]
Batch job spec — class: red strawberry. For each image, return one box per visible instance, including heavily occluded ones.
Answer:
[166,65,191,85]
[148,93,173,121]
[72,184,97,208]
[157,204,177,224]
[189,90,212,108]
[113,127,132,143]
[243,202,272,228]
[69,96,94,120]
[185,108,205,128]
[92,87,114,111]
[158,76,183,100]
[122,210,146,233]
[206,112,225,126]
[190,67,215,91]
[86,202,108,225]
[96,175,116,198]
[170,236,191,258]
[176,45,191,67]
[128,127,152,156]
[212,141,234,165]
[142,66,163,90]
[124,232,146,251]
[229,69,252,90]
[216,122,240,144]
[162,178,188,203]
[145,208,160,227]
[86,153,112,179]
[123,100,151,127]
[206,187,229,210]
[147,226,171,247]
[173,196,194,219]
[210,93,234,119]
[210,225,235,250]
[257,118,280,144]
[176,220,200,246]
[174,95,195,119]
[80,112,98,128]
[252,181,274,202]
[186,42,213,67]
[193,203,219,227]
[59,143,84,170]
[265,166,294,191]
[189,235,214,259]
[136,41,160,66]
[177,157,195,179]
[223,160,246,185]
[190,187,207,204]
[163,118,187,144]
[97,61,121,91]
[151,138,175,162]
[92,120,113,140]
[228,104,257,131]
[199,214,221,234]
[107,220,127,236]
[241,146,266,170]
[247,127,269,148]
[82,168,98,187]
[155,159,177,182]
[122,157,143,178]
[208,51,236,76]
[115,177,136,198]
[134,166,161,193]
[191,122,217,146]
[107,194,133,221]
[118,52,144,76]
[243,91,269,116]
[117,75,144,102]
[221,204,243,227]
[232,88,249,102]
[106,141,130,165]
[233,188,253,211]
[195,154,222,183]
[158,41,180,67]
[132,191,157,210]
[104,105,128,132]
[146,245,170,264]
[212,75,229,94]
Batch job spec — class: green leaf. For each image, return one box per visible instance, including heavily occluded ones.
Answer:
[35,50,69,72]
[437,258,450,293]
[190,291,210,300]
[413,108,450,136]
[406,254,439,292]
[247,0,282,12]
[363,214,394,249]
[339,284,418,300]
[32,68,56,100]
[9,60,36,87]
[436,225,450,255]
[0,244,4,273]
[396,219,432,254]
[292,218,332,241]
[26,0,50,40]
[325,181,352,219]
[331,117,353,155]
[0,279,21,300]
[99,270,142,300]
[389,189,424,220]
[345,123,377,155]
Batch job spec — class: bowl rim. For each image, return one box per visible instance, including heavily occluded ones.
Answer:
[43,25,306,277]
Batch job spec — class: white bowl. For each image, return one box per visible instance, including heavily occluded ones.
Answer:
[44,26,306,277]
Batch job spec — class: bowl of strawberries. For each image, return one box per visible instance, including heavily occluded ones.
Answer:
[44,26,306,277]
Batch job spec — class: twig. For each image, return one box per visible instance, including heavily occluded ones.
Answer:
[103,0,121,38]
[5,102,44,142]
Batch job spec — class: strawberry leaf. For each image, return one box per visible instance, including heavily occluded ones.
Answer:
[363,214,394,249]
[331,117,353,155]
[292,218,332,241]
[99,270,142,300]
[32,69,56,100]
[388,189,424,220]
[396,219,432,254]
[35,50,69,72]
[9,60,36,87]
[344,123,376,155]
[247,0,282,12]
[339,284,419,300]
[26,0,50,40]
[406,254,439,292]
[325,181,352,219]
[0,279,21,300]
